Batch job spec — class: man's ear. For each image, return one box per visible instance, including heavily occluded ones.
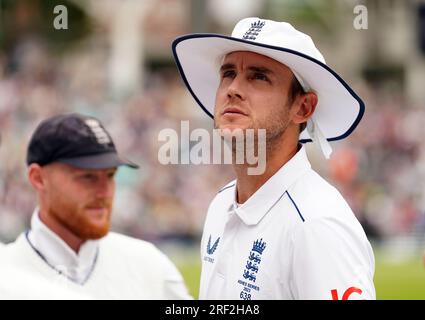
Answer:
[28,164,46,191]
[292,92,318,125]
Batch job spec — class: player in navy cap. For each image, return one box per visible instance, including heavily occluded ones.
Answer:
[3,113,192,299]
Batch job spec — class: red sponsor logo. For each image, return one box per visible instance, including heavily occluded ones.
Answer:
[331,287,363,300]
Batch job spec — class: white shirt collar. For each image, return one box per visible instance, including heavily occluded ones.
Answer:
[27,209,99,284]
[233,145,311,225]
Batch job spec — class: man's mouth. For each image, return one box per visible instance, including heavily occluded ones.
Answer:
[85,206,108,218]
[221,107,248,116]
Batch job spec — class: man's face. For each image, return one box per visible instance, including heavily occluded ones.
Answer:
[214,51,297,142]
[42,163,116,240]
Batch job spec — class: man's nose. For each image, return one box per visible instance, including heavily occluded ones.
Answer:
[227,75,245,101]
[95,177,114,198]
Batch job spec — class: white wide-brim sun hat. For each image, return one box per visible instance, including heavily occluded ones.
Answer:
[172,17,365,158]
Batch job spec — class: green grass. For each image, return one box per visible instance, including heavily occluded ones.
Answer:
[177,262,201,299]
[374,256,425,299]
[176,252,425,300]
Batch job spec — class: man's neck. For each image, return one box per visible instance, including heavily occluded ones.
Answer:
[38,208,84,253]
[234,137,299,204]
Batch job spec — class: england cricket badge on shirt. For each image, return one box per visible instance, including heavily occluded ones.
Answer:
[203,235,220,263]
[237,238,267,300]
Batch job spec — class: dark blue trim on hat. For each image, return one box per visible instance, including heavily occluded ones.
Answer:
[218,182,236,194]
[172,34,365,143]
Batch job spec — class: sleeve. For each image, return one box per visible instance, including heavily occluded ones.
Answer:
[158,251,194,300]
[289,217,376,300]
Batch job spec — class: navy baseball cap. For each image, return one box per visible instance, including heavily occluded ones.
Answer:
[26,113,139,169]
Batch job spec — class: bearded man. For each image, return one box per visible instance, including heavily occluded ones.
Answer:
[2,113,191,300]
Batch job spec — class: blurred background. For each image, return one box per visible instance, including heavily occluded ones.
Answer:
[0,0,424,299]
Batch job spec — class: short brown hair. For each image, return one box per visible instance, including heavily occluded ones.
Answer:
[288,75,307,133]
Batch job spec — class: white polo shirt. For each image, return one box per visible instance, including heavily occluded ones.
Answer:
[199,146,375,300]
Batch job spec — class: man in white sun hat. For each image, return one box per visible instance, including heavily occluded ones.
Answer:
[172,17,375,300]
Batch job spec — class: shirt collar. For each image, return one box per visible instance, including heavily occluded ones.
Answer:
[234,145,311,226]
[27,209,99,284]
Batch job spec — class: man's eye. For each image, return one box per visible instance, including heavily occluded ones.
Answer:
[253,73,268,81]
[81,174,95,181]
[222,70,235,78]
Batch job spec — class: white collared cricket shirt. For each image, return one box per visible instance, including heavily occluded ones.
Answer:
[2,212,192,299]
[200,146,376,300]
